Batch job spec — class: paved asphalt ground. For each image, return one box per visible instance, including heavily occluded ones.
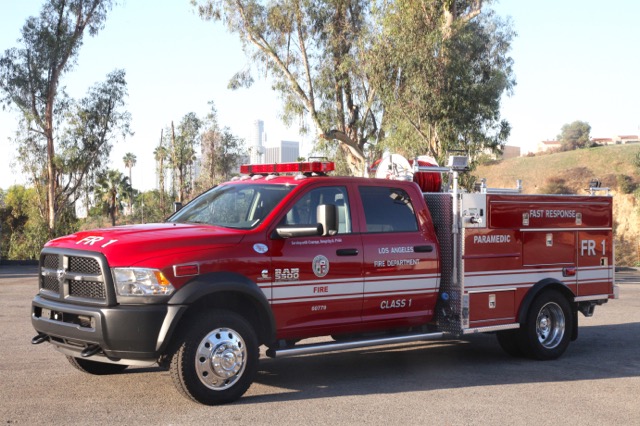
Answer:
[1,265,639,425]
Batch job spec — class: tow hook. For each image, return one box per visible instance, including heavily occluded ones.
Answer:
[81,344,102,358]
[31,334,48,344]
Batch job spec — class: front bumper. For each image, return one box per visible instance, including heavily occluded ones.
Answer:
[32,295,185,364]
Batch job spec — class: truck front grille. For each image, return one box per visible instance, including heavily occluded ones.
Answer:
[40,250,111,305]
[69,279,107,299]
[42,275,60,293]
[43,254,59,269]
[69,256,101,275]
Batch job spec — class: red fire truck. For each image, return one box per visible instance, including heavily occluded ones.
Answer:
[30,156,616,405]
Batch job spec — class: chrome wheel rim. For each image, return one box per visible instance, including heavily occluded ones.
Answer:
[195,327,247,391]
[536,302,565,349]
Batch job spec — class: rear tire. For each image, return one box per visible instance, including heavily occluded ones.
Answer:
[67,356,128,375]
[496,329,524,357]
[169,310,259,405]
[519,290,573,360]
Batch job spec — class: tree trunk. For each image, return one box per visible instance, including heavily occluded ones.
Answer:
[45,102,57,237]
[110,191,116,226]
[128,167,133,214]
[171,121,177,202]
[320,129,366,176]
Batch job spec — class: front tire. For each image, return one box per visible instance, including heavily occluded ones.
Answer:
[170,311,259,405]
[67,356,128,375]
[519,290,573,360]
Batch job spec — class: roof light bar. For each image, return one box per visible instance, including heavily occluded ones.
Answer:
[240,161,335,175]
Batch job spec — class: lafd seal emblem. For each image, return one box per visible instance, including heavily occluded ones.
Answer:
[312,255,329,278]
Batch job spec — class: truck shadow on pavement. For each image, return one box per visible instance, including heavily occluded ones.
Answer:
[236,323,640,404]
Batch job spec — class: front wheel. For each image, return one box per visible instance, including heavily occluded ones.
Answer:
[169,311,259,405]
[519,290,573,360]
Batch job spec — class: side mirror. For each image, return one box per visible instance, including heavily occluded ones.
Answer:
[274,204,338,238]
[316,203,338,236]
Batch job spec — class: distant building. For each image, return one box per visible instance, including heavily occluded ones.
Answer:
[536,134,639,153]
[264,140,300,163]
[591,137,613,145]
[613,135,639,144]
[537,140,561,153]
[249,120,266,164]
[588,135,638,146]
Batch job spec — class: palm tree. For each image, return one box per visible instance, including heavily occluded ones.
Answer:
[123,153,137,214]
[95,169,131,226]
[154,144,168,216]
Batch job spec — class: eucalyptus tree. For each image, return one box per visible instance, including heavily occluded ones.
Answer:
[197,101,245,190]
[169,113,202,203]
[370,0,516,161]
[0,0,118,236]
[557,121,592,151]
[194,0,515,172]
[198,102,221,189]
[214,130,244,182]
[193,0,380,176]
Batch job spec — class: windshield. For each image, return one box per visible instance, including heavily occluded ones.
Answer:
[168,183,295,229]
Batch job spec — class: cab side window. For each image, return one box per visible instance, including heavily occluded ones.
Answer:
[284,186,351,234]
[359,186,418,233]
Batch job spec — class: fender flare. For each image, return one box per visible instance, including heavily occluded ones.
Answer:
[517,278,578,340]
[165,272,276,344]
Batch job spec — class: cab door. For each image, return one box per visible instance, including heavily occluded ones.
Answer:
[358,184,439,327]
[269,184,364,337]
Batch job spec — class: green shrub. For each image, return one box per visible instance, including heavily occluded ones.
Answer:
[617,174,635,194]
[539,177,573,194]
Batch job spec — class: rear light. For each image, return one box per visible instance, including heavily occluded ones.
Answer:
[240,161,335,175]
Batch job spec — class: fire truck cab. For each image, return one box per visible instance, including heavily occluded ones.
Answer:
[31,157,616,405]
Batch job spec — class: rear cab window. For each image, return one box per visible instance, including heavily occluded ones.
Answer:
[358,186,418,233]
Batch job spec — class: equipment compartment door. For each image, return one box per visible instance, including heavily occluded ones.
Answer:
[468,289,516,326]
[577,230,613,297]
[522,231,577,294]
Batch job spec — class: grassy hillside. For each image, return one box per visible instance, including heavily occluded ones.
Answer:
[473,144,640,266]
[474,144,639,194]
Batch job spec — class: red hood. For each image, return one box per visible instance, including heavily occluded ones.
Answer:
[45,223,245,267]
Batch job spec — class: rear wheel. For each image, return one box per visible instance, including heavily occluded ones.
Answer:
[496,329,524,357]
[519,290,573,360]
[170,310,258,405]
[67,356,128,375]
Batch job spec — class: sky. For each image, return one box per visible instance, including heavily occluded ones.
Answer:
[1,0,639,191]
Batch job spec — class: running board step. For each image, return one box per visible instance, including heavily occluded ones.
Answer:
[266,331,444,359]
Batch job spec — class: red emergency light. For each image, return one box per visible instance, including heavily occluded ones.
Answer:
[240,161,335,175]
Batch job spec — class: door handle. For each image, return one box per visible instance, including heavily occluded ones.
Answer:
[414,245,434,253]
[337,248,359,256]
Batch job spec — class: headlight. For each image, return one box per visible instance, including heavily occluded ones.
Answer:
[112,268,175,296]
